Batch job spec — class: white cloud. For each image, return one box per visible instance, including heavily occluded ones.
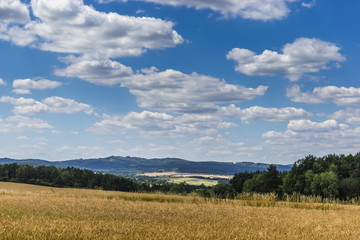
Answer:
[136,9,145,14]
[287,85,360,105]
[12,89,31,94]
[17,136,28,141]
[1,0,182,58]
[13,78,62,90]
[220,104,312,122]
[90,111,176,132]
[89,110,235,135]
[262,119,360,161]
[0,78,5,85]
[123,69,268,114]
[91,103,312,139]
[56,58,268,114]
[227,38,345,81]
[98,0,301,21]
[0,0,30,24]
[41,97,95,115]
[301,0,315,8]
[330,109,360,124]
[55,57,133,86]
[0,96,95,115]
[287,119,346,132]
[175,113,236,133]
[0,115,53,132]
[12,77,62,94]
[262,119,349,140]
[196,136,215,142]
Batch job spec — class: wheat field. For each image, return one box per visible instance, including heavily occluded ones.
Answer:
[0,182,360,240]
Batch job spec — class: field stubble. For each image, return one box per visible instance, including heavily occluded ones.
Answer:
[0,182,360,239]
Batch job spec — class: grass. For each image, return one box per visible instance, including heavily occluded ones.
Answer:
[0,182,360,239]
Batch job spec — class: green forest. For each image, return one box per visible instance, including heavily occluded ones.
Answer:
[2,153,360,200]
[0,163,203,194]
[231,153,360,199]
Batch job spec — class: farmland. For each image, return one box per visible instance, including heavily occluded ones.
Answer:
[0,182,360,239]
[169,177,219,186]
[138,172,232,186]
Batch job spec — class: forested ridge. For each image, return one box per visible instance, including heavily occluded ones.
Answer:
[2,153,360,200]
[0,156,291,175]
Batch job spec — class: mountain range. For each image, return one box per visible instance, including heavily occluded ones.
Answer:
[0,156,292,176]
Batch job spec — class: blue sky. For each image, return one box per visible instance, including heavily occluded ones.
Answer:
[0,0,359,164]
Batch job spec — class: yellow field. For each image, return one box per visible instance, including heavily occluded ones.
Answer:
[138,172,232,179]
[0,182,360,240]
[169,177,219,186]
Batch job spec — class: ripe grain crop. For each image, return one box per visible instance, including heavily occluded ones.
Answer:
[0,182,360,240]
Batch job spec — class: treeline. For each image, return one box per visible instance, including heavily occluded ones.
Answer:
[3,153,360,200]
[230,153,360,199]
[0,163,205,194]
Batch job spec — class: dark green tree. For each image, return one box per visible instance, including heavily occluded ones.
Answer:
[230,171,255,193]
[265,165,282,193]
[212,183,236,199]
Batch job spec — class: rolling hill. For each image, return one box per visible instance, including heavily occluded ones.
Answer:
[0,156,292,176]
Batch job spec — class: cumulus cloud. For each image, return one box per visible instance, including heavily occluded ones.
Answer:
[89,110,236,135]
[227,38,345,81]
[220,104,312,122]
[0,115,53,132]
[0,78,5,85]
[12,89,31,94]
[175,113,236,133]
[123,69,268,113]
[262,119,349,141]
[0,96,95,115]
[0,0,30,24]
[91,105,312,135]
[261,119,360,161]
[55,57,133,86]
[262,119,348,141]
[98,0,301,21]
[1,0,182,58]
[287,85,360,105]
[330,109,360,124]
[287,119,346,132]
[91,111,175,132]
[55,58,268,114]
[12,77,62,94]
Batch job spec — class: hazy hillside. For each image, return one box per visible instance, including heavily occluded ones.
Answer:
[0,156,291,175]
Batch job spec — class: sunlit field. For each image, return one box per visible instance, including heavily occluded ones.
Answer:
[1,182,360,240]
[169,177,219,186]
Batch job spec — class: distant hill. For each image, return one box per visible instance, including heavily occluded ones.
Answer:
[0,156,292,176]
